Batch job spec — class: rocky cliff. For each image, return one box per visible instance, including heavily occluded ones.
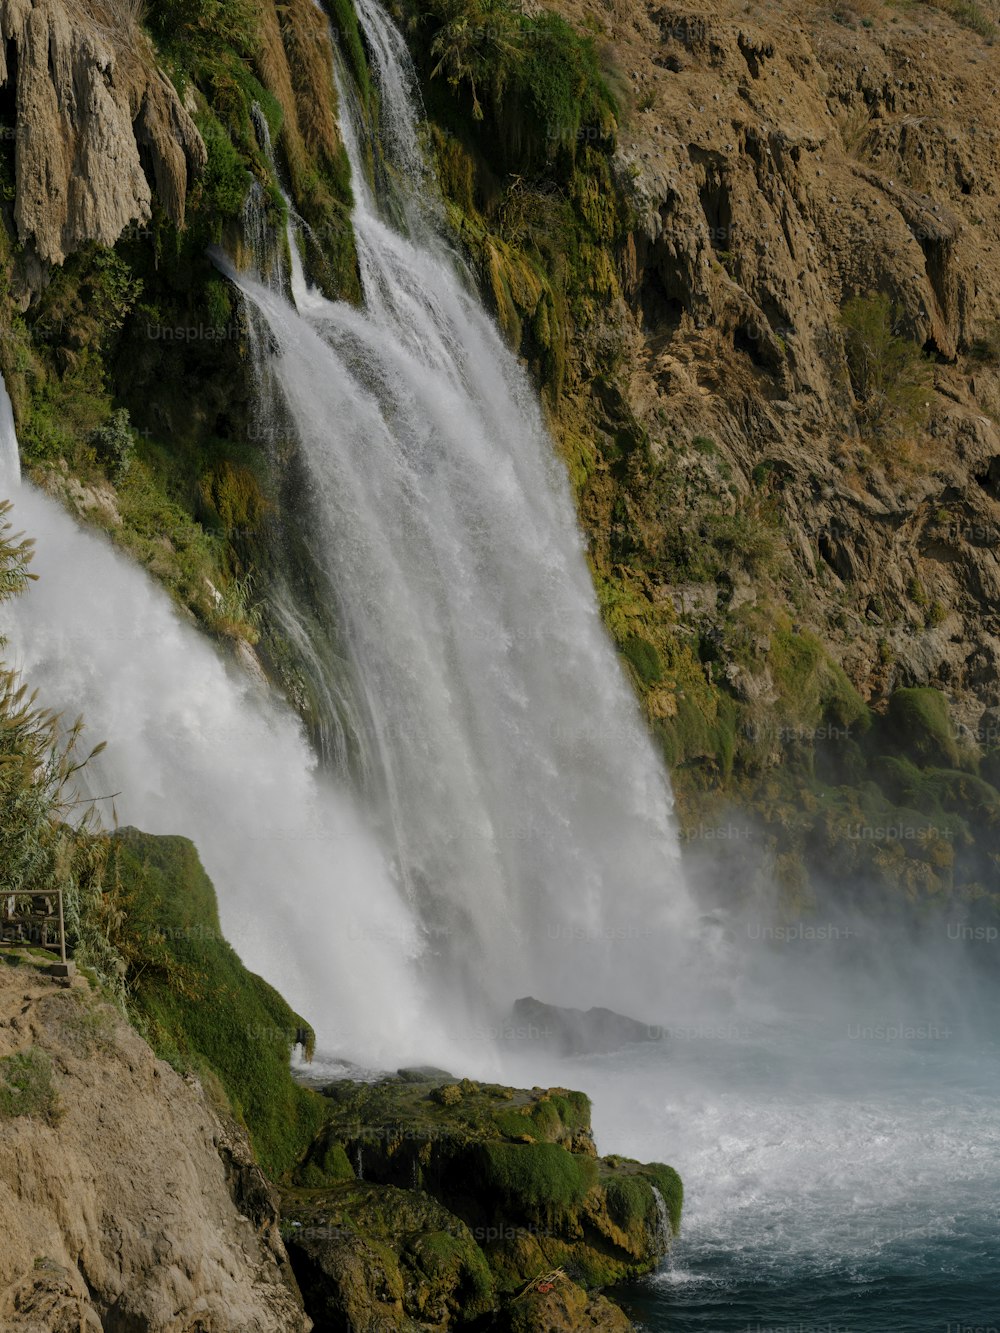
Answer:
[0,955,310,1331]
[407,0,1000,912]
[583,0,1000,733]
[1,0,996,924]
[0,0,205,276]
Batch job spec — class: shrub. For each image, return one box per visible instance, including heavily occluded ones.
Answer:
[196,115,252,229]
[701,506,778,575]
[919,0,997,38]
[91,408,137,482]
[970,320,1000,365]
[145,0,259,62]
[840,293,931,444]
[907,575,929,608]
[0,507,107,906]
[421,0,616,171]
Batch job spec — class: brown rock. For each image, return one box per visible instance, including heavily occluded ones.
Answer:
[0,960,310,1331]
[0,0,206,267]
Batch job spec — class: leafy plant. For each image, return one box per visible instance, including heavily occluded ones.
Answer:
[91,408,137,482]
[420,0,616,170]
[840,292,932,445]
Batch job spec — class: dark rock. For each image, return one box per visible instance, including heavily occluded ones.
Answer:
[509,997,661,1055]
[396,1066,456,1083]
[280,1182,494,1331]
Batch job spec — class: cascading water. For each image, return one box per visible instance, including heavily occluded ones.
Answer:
[227,2,694,1028]
[0,375,20,490]
[0,381,443,1065]
[230,9,998,1328]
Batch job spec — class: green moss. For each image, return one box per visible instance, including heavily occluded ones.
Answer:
[883,687,960,768]
[643,1163,683,1234]
[323,0,373,101]
[296,1139,356,1187]
[620,633,663,686]
[108,829,327,1177]
[470,1141,598,1223]
[603,1174,655,1231]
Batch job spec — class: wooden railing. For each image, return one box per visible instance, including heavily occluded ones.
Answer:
[0,888,68,970]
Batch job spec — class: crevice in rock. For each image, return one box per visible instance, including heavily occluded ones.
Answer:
[973,457,1000,501]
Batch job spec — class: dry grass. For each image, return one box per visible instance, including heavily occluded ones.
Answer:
[917,0,998,37]
[63,0,151,61]
[838,103,877,159]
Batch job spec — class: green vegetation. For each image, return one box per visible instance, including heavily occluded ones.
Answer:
[100,829,327,1176]
[839,292,932,446]
[0,1048,60,1124]
[621,633,664,686]
[883,686,961,768]
[91,408,137,482]
[471,1141,599,1222]
[419,0,615,170]
[0,505,108,911]
[970,319,1000,364]
[644,1163,684,1234]
[918,0,997,38]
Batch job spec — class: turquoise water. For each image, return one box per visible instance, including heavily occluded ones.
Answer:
[618,1243,997,1332]
[545,964,1000,1333]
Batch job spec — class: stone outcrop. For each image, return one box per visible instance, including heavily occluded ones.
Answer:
[279,1072,682,1330]
[579,0,1000,733]
[0,0,206,267]
[0,956,310,1331]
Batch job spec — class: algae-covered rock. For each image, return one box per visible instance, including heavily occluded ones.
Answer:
[296,1074,681,1301]
[280,1181,495,1330]
[497,1278,634,1332]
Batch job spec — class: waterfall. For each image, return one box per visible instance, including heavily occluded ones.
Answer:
[0,380,439,1066]
[651,1185,671,1252]
[225,0,693,1025]
[0,376,20,491]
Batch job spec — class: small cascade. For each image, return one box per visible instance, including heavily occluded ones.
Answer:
[240,103,287,292]
[651,1185,672,1253]
[0,374,21,492]
[355,1145,364,1181]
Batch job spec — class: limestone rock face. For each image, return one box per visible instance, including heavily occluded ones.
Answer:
[0,960,310,1332]
[553,0,1000,734]
[0,0,206,266]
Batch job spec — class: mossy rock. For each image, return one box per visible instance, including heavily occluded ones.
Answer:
[883,687,961,768]
[303,1075,678,1299]
[497,1279,632,1332]
[280,1181,495,1327]
[464,1141,599,1227]
[108,828,327,1177]
[294,1137,355,1189]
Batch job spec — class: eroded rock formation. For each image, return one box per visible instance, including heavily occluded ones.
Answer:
[0,960,310,1331]
[0,0,206,268]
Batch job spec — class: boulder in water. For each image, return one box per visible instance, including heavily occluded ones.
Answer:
[509,997,661,1055]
